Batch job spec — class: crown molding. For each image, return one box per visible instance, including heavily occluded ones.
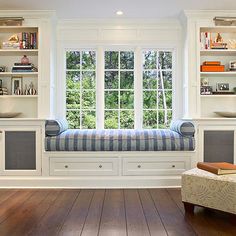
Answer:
[0,10,56,19]
[183,10,236,19]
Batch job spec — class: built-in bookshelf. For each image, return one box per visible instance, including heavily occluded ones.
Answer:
[0,26,39,118]
[199,26,236,118]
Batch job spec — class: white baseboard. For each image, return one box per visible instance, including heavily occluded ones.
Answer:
[0,176,181,188]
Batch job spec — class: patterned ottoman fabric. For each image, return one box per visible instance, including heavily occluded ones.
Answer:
[182,168,236,214]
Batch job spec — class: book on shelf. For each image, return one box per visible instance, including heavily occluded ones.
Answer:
[12,63,37,72]
[197,162,236,175]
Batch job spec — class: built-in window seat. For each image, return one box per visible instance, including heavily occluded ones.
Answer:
[45,119,195,152]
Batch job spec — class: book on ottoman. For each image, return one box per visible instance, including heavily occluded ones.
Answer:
[197,162,236,175]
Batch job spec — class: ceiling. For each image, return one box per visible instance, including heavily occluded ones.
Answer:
[0,0,236,19]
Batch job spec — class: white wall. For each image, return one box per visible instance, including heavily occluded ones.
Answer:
[55,19,184,120]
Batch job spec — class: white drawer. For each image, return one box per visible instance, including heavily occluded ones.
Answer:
[50,157,119,176]
[123,158,189,176]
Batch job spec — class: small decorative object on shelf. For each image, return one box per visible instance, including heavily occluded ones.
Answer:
[201,86,213,95]
[229,61,236,71]
[0,66,6,72]
[216,82,229,92]
[21,55,29,64]
[0,17,24,26]
[201,61,225,72]
[24,84,28,95]
[201,78,209,86]
[11,77,22,95]
[28,82,37,95]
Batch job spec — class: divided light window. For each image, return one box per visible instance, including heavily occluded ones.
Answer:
[66,50,96,129]
[104,51,135,129]
[142,50,173,128]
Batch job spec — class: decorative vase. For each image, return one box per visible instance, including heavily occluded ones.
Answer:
[21,55,29,64]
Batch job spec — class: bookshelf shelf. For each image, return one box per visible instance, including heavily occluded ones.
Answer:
[200,72,236,75]
[0,72,38,76]
[200,49,236,56]
[0,95,38,98]
[200,95,236,98]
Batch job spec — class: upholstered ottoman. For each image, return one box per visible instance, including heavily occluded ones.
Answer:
[181,168,236,215]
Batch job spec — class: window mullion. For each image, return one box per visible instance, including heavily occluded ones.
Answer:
[134,46,142,129]
[97,46,104,129]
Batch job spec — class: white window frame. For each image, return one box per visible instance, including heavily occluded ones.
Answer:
[59,44,177,130]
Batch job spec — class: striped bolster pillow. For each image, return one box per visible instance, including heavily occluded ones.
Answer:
[45,119,68,136]
[170,119,195,137]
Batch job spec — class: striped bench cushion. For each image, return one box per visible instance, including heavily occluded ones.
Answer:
[45,129,195,151]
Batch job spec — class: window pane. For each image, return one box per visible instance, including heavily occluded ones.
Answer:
[120,91,134,109]
[82,51,96,70]
[82,71,96,89]
[66,71,80,90]
[158,71,172,90]
[143,110,157,129]
[105,110,118,129]
[120,110,134,129]
[66,91,80,109]
[82,110,96,129]
[105,51,119,69]
[143,71,157,89]
[66,110,80,128]
[66,51,80,70]
[120,51,134,69]
[105,71,119,89]
[159,51,172,69]
[120,71,134,89]
[143,51,157,69]
[82,91,96,109]
[143,91,157,109]
[158,110,172,128]
[105,91,118,109]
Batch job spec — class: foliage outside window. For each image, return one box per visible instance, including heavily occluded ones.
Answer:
[104,51,135,129]
[66,50,96,128]
[143,50,173,128]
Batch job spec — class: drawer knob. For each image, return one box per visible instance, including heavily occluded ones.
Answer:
[172,165,175,168]
[65,165,68,168]
[137,165,141,168]
[99,165,103,168]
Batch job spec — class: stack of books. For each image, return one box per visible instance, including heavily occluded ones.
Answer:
[201,61,225,72]
[0,87,8,95]
[20,32,37,49]
[2,42,20,49]
[12,63,37,73]
[197,162,236,175]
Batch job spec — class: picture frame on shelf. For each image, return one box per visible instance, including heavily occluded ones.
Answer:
[216,83,229,92]
[201,86,213,95]
[11,77,22,95]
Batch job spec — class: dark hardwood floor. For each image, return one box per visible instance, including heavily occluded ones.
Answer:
[0,188,235,236]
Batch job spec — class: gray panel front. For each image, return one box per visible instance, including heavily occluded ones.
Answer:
[204,130,234,163]
[5,131,36,170]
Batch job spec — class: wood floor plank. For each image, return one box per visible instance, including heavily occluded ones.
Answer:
[167,188,236,236]
[99,189,126,236]
[0,190,49,236]
[11,190,61,236]
[81,189,105,236]
[58,189,94,236]
[124,189,150,236]
[149,189,196,236]
[0,189,18,203]
[138,189,167,236]
[28,189,79,236]
[0,189,34,224]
